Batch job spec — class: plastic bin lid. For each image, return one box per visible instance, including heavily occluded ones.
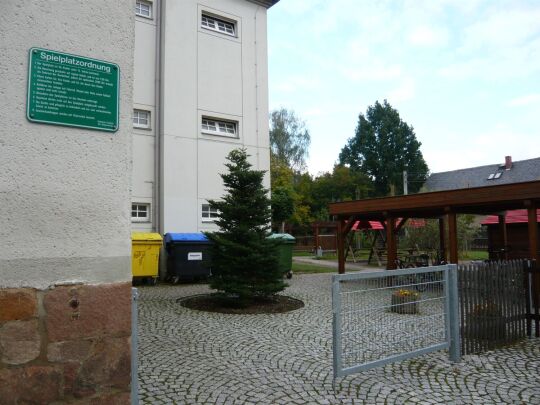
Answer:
[164,233,209,243]
[131,232,163,242]
[267,233,296,241]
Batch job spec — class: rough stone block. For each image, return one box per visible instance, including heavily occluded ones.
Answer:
[75,336,131,394]
[47,339,93,363]
[0,288,37,321]
[0,319,40,365]
[44,282,131,342]
[0,365,61,404]
[66,391,131,404]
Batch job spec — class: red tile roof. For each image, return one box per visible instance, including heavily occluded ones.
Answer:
[482,209,540,225]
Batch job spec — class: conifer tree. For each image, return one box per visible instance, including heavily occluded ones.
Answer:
[206,149,285,304]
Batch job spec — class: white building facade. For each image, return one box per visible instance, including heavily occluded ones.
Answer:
[132,0,278,234]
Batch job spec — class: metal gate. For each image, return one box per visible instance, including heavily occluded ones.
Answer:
[332,265,460,378]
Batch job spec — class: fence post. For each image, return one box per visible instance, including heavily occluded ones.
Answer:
[132,287,139,405]
[332,276,342,380]
[447,264,461,362]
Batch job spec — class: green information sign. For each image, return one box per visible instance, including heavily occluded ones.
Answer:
[27,48,119,132]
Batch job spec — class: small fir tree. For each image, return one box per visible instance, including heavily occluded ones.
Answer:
[205,149,286,304]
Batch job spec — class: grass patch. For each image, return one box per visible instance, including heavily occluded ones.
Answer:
[460,250,489,260]
[293,251,315,257]
[292,262,336,274]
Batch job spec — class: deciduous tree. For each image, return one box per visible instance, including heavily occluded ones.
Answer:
[270,108,311,172]
[339,100,429,196]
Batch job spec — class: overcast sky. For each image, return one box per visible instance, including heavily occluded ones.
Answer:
[267,0,540,176]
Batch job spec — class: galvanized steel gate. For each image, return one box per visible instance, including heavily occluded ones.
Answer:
[332,265,460,379]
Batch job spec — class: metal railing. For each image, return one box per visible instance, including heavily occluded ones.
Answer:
[332,265,460,379]
[132,287,139,405]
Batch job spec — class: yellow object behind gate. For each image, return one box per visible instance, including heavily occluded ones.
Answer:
[131,233,163,284]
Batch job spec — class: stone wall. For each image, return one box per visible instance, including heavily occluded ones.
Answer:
[0,283,131,403]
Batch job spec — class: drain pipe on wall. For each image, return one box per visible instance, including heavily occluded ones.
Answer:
[153,0,163,235]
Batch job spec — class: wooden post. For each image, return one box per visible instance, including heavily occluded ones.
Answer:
[314,223,319,252]
[498,213,508,260]
[338,219,346,274]
[386,217,397,270]
[438,217,446,261]
[527,206,538,261]
[448,212,458,264]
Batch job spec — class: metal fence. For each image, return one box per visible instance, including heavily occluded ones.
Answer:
[332,265,460,379]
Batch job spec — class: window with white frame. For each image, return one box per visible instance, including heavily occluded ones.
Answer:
[132,203,150,222]
[201,13,236,37]
[133,109,151,129]
[201,117,237,138]
[201,204,219,221]
[135,0,152,18]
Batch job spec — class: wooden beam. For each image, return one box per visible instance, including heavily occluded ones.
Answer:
[386,217,397,270]
[338,219,346,274]
[395,217,409,233]
[448,212,458,264]
[528,206,538,261]
[438,217,446,261]
[498,213,508,260]
[342,215,358,235]
[314,223,320,252]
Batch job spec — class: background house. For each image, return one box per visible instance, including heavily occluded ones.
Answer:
[424,156,540,261]
[424,156,540,191]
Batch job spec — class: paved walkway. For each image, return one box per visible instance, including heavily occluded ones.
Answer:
[137,274,540,404]
[292,256,378,272]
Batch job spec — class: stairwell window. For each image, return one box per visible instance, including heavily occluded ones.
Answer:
[132,203,150,222]
[133,109,151,129]
[202,204,219,222]
[201,13,236,37]
[135,1,152,18]
[201,117,237,138]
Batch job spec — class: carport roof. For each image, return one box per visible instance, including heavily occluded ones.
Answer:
[329,180,540,220]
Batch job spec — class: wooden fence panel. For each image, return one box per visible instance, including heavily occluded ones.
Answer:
[525,260,540,337]
[458,260,529,355]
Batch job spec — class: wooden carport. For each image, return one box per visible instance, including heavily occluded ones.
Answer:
[329,180,540,274]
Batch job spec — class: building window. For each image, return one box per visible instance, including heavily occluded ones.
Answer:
[133,109,151,129]
[135,1,152,18]
[201,204,219,221]
[201,14,236,37]
[201,117,237,138]
[132,203,150,222]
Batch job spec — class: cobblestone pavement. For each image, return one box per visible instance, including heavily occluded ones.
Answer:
[137,273,540,404]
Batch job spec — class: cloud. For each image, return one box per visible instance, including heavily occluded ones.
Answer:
[425,126,537,173]
[275,75,323,93]
[439,5,540,80]
[408,25,449,47]
[386,79,416,103]
[508,94,540,107]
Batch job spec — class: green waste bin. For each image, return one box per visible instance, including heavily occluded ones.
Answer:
[268,233,296,279]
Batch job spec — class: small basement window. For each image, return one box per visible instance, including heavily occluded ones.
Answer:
[201,204,219,221]
[133,109,151,129]
[201,117,237,138]
[201,13,236,36]
[135,1,152,18]
[132,203,150,222]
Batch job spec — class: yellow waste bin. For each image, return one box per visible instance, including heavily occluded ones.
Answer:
[131,233,163,285]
